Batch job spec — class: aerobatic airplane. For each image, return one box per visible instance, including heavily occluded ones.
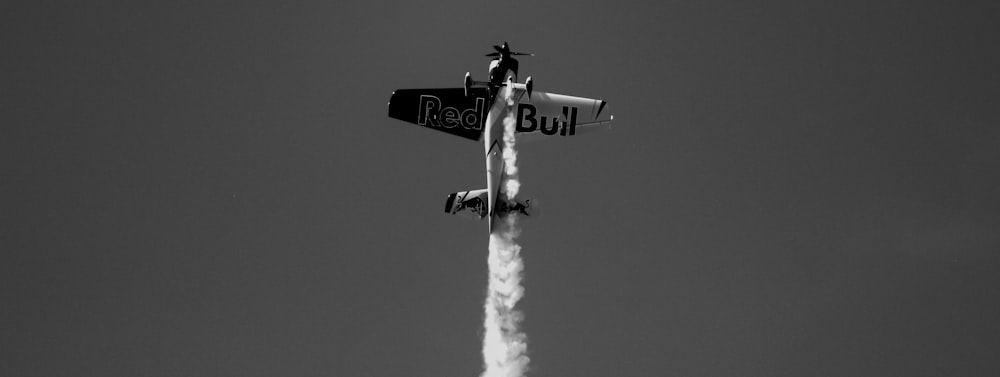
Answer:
[387,42,613,233]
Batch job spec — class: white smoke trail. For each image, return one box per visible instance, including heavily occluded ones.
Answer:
[481,92,528,377]
[501,91,520,198]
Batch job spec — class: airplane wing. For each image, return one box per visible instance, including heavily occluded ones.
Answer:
[509,90,612,139]
[388,88,490,141]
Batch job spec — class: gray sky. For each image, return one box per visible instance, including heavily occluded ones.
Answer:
[2,1,999,376]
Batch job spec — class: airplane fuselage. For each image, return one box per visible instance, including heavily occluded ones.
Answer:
[483,62,517,233]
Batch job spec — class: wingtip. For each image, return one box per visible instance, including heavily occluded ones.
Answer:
[387,90,397,109]
[596,100,609,119]
[444,193,457,213]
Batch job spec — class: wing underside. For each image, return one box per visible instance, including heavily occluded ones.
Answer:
[505,89,612,138]
[388,88,490,141]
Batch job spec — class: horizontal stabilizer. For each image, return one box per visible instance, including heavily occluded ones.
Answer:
[445,189,489,219]
[497,198,540,218]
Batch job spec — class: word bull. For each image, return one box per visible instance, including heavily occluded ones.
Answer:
[417,95,486,130]
[516,103,578,136]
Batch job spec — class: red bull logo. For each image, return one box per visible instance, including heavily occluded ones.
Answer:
[418,95,486,130]
[515,103,578,136]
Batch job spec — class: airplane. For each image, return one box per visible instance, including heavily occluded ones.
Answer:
[387,42,613,234]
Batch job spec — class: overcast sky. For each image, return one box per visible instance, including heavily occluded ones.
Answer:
[2,1,999,376]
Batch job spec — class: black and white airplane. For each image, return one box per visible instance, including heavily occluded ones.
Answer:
[388,42,613,233]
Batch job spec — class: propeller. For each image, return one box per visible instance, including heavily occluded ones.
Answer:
[484,42,533,58]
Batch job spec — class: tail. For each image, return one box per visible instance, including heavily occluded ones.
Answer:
[496,197,540,218]
[444,189,539,220]
[444,189,489,220]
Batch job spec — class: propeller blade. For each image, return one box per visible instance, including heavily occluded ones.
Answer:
[485,52,500,57]
[511,52,534,56]
[493,45,503,52]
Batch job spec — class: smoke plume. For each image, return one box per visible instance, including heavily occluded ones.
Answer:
[481,92,528,377]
